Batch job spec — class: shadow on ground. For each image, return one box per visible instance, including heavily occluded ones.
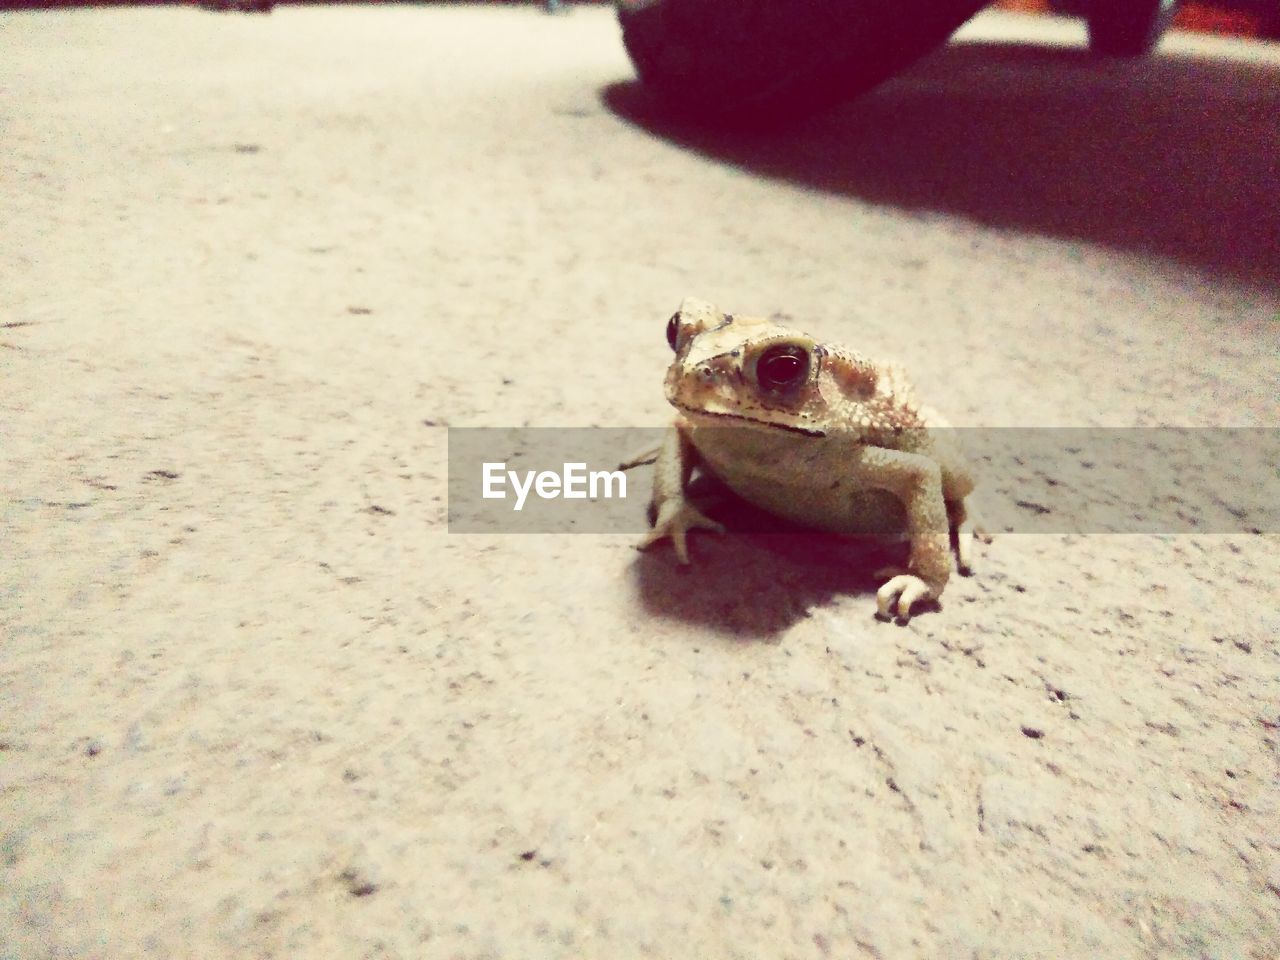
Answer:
[630,479,913,640]
[604,41,1280,289]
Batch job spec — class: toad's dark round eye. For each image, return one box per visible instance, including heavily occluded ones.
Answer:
[666,314,680,351]
[756,344,810,391]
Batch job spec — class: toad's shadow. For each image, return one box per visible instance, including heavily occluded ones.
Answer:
[630,478,912,640]
[604,41,1280,289]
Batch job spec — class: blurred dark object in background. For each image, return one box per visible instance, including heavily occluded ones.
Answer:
[617,0,989,126]
[1077,0,1180,55]
[616,0,1240,125]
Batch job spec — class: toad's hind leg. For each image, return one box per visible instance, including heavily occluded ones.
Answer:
[920,409,989,575]
[949,497,992,575]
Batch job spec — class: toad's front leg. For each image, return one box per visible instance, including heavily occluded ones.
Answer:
[636,424,724,564]
[849,446,953,620]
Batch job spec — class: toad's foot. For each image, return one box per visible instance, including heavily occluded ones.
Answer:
[637,499,725,564]
[875,572,937,621]
[617,446,661,471]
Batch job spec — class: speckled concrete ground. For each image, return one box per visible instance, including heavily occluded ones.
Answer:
[1,5,1277,959]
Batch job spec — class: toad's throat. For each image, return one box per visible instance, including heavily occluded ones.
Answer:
[675,403,827,438]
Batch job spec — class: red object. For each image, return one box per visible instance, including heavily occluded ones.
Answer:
[1175,3,1262,35]
[993,0,1267,36]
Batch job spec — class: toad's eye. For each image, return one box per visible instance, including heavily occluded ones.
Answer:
[666,313,680,351]
[756,344,810,392]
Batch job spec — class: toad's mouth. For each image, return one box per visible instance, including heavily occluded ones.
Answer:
[676,404,826,438]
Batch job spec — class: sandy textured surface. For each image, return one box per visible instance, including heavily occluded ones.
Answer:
[2,5,1278,958]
